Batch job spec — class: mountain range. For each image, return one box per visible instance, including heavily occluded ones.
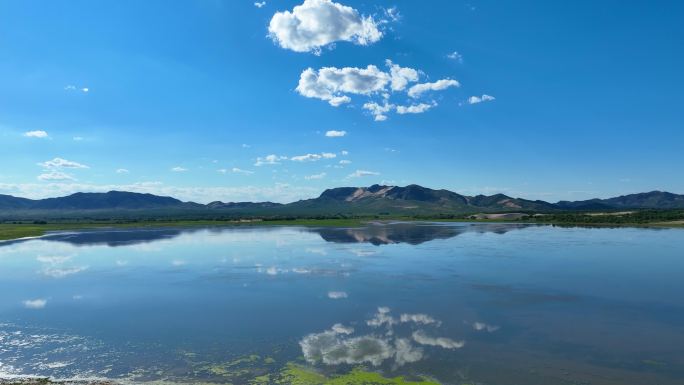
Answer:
[1,185,683,219]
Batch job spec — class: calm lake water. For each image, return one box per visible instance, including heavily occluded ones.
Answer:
[1,222,683,384]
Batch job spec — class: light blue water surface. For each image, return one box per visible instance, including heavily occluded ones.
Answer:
[0,223,683,384]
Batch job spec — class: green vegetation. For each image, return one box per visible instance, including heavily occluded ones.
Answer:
[523,209,684,227]
[274,364,441,385]
[2,210,683,242]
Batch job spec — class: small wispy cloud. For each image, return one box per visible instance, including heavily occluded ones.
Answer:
[37,171,75,181]
[447,51,463,63]
[24,130,49,138]
[23,299,47,309]
[348,170,380,178]
[171,166,187,172]
[39,158,89,169]
[325,130,347,137]
[73,136,84,141]
[408,79,460,98]
[467,94,495,104]
[64,85,89,93]
[115,168,129,174]
[232,167,254,175]
[339,159,351,165]
[254,1,266,8]
[291,152,336,162]
[255,154,287,166]
[305,172,326,180]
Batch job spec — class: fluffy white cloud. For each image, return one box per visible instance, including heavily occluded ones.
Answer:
[171,166,187,172]
[348,169,380,178]
[327,291,348,299]
[408,79,460,98]
[305,172,327,180]
[255,154,287,166]
[115,168,129,174]
[254,1,266,8]
[331,323,354,335]
[386,60,419,91]
[362,101,393,121]
[37,171,75,181]
[23,299,47,309]
[339,159,351,165]
[412,330,464,349]
[298,60,459,120]
[325,130,347,137]
[467,94,496,104]
[296,65,389,106]
[291,152,336,162]
[24,130,48,138]
[396,102,436,114]
[268,0,382,54]
[39,157,88,169]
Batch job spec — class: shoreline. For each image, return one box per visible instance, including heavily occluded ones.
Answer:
[1,218,683,243]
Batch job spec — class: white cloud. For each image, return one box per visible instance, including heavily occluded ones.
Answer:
[339,159,351,165]
[386,59,419,91]
[291,152,336,162]
[348,169,380,178]
[115,168,129,174]
[327,291,348,299]
[37,171,75,181]
[400,313,441,326]
[407,79,460,98]
[255,154,287,166]
[37,256,71,264]
[232,167,254,175]
[40,266,87,278]
[23,299,47,309]
[325,130,347,137]
[268,0,383,54]
[447,51,463,62]
[24,130,48,138]
[298,60,459,120]
[39,157,89,169]
[171,166,187,172]
[254,1,266,7]
[341,150,349,155]
[241,143,251,148]
[396,102,436,114]
[73,136,84,141]
[305,172,327,180]
[296,65,389,106]
[362,101,393,121]
[64,85,89,93]
[412,330,464,349]
[467,94,496,104]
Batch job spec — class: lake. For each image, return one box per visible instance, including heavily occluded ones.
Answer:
[1,222,683,384]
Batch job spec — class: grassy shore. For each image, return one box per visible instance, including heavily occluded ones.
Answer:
[1,217,683,242]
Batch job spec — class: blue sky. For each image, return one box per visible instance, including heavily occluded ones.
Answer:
[1,0,682,203]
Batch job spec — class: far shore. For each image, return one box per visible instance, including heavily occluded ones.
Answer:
[1,216,683,243]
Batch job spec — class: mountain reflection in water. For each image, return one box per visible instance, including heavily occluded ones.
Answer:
[28,222,533,247]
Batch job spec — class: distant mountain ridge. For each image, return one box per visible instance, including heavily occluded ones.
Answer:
[1,187,683,218]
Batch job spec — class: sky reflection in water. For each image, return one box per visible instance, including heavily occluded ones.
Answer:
[1,223,684,384]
